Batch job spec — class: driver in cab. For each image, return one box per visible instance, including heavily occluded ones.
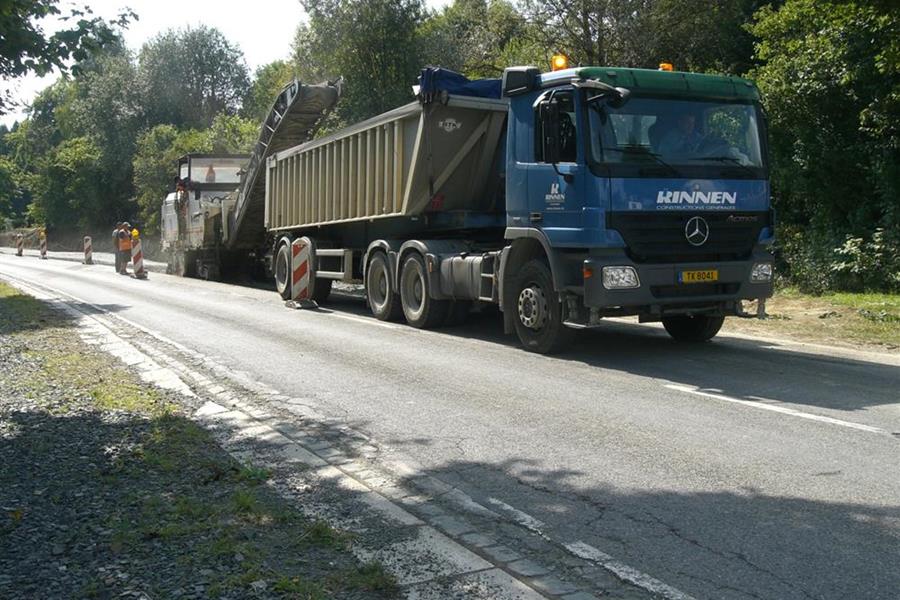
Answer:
[658,112,703,157]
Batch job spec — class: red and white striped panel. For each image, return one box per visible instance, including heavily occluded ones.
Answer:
[16,235,23,256]
[291,238,311,300]
[39,235,47,259]
[83,236,93,264]
[131,238,147,279]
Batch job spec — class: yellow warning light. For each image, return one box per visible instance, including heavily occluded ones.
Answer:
[551,54,569,71]
[659,62,674,72]
[132,228,140,239]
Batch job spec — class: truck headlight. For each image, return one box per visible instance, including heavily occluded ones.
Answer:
[602,266,640,290]
[750,262,773,283]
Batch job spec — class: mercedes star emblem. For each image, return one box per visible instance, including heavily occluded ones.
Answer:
[685,216,710,246]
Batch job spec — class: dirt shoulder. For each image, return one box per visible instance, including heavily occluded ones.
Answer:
[0,282,397,600]
[722,289,900,352]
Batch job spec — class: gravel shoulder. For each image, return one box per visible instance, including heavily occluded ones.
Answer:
[0,282,397,600]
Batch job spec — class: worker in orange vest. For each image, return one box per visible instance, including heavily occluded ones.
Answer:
[117,221,133,274]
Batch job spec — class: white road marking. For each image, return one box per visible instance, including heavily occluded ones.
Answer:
[325,311,399,329]
[565,541,697,600]
[486,497,546,535]
[664,384,887,434]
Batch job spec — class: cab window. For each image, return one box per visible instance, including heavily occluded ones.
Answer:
[535,90,578,163]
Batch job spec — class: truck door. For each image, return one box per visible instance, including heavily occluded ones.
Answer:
[527,88,587,238]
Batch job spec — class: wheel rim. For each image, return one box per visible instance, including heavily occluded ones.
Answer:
[369,260,388,310]
[275,247,288,293]
[518,285,548,330]
[401,261,426,320]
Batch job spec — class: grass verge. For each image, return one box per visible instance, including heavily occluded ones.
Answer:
[0,281,398,599]
[722,287,900,349]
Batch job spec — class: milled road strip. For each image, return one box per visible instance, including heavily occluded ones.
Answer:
[664,383,889,435]
[0,270,693,600]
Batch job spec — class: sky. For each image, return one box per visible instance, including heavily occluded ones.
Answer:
[2,0,449,127]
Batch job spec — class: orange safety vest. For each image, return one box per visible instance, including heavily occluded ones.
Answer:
[118,231,132,251]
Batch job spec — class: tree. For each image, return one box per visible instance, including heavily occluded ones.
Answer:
[28,136,106,229]
[294,0,426,124]
[137,26,251,129]
[419,0,543,77]
[749,0,900,291]
[242,60,296,123]
[645,0,765,74]
[62,45,143,216]
[0,0,134,113]
[518,0,650,67]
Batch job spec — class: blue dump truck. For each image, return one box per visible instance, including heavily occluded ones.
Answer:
[169,64,774,353]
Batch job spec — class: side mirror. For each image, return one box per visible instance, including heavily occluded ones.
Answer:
[540,99,561,164]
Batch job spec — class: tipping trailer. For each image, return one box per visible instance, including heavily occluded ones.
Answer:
[262,66,774,353]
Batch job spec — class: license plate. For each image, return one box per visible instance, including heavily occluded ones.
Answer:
[679,269,718,284]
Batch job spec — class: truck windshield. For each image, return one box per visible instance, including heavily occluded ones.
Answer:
[587,97,764,172]
[190,157,247,185]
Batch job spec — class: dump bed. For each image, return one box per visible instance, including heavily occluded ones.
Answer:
[264,94,508,231]
[225,79,341,249]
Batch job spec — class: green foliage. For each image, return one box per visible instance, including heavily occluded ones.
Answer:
[0,1,134,113]
[241,60,296,123]
[0,157,22,223]
[137,26,251,129]
[831,229,900,293]
[749,0,899,246]
[31,136,105,229]
[419,0,540,78]
[295,0,426,124]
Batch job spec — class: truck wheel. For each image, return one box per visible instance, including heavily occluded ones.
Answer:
[274,242,292,300]
[513,259,574,354]
[400,253,449,328]
[366,252,402,321]
[312,278,332,304]
[662,315,725,342]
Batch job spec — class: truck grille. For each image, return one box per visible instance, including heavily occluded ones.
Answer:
[607,211,769,264]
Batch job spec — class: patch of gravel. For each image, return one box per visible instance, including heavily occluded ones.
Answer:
[0,288,396,600]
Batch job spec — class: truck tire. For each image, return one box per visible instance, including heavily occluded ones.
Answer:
[274,242,292,300]
[512,259,574,354]
[662,315,724,342]
[312,278,332,304]
[400,253,449,328]
[366,252,403,321]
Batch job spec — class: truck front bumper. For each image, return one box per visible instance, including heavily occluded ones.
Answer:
[581,248,774,317]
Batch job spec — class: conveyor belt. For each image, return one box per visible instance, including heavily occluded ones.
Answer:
[226,78,341,249]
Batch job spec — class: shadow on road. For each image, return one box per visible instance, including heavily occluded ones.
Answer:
[322,291,900,414]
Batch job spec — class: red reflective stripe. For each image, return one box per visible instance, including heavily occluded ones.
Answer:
[293,259,308,282]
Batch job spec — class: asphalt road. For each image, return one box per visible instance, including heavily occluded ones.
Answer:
[2,254,898,600]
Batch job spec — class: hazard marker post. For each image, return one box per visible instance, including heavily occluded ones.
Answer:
[131,230,147,279]
[15,234,23,257]
[83,236,93,265]
[285,237,317,309]
[39,230,48,260]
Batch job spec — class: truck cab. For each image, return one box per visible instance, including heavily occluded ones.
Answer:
[500,66,774,350]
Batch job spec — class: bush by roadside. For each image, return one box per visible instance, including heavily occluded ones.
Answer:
[775,225,900,295]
